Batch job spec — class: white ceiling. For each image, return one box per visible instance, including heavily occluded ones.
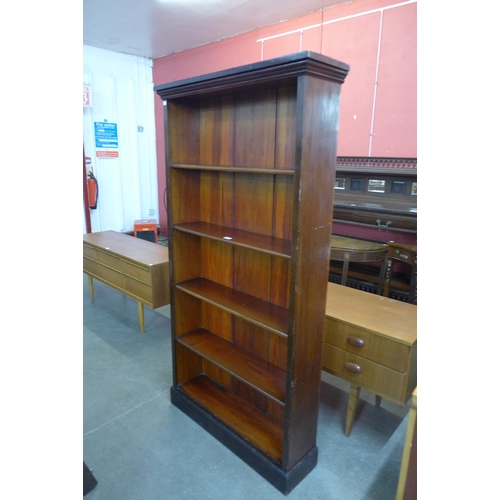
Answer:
[83,0,347,59]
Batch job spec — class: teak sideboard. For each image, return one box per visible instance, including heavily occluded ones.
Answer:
[154,51,349,495]
[323,282,417,436]
[83,231,170,332]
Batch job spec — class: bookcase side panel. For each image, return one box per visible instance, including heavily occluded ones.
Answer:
[283,75,344,470]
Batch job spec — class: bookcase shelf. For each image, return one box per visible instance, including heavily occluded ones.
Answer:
[179,375,284,462]
[175,278,289,337]
[171,163,295,175]
[174,221,292,258]
[155,51,349,495]
[178,329,286,404]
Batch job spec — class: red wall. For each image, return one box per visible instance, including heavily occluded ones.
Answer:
[152,0,417,235]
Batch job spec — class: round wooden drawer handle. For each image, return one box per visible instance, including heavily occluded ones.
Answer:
[344,362,362,374]
[346,336,364,348]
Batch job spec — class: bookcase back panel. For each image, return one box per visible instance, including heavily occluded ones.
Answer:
[233,173,274,235]
[200,238,233,287]
[171,168,293,242]
[173,289,201,337]
[233,316,271,359]
[175,342,202,384]
[202,301,233,342]
[168,88,298,171]
[233,378,268,413]
[273,175,294,240]
[233,246,271,300]
[271,256,290,309]
[169,169,201,224]
[171,231,201,283]
[268,399,285,427]
[269,333,288,371]
[200,96,234,166]
[202,358,232,389]
[168,101,201,164]
[276,86,297,170]
[200,171,234,226]
[234,89,277,168]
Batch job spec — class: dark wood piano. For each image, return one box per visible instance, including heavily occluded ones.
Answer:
[330,157,417,301]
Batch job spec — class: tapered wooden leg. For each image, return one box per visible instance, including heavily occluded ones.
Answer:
[87,275,94,302]
[345,384,360,437]
[341,259,349,286]
[375,395,382,407]
[396,394,417,500]
[138,302,145,333]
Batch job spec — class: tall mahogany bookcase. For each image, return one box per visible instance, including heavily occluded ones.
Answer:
[155,52,349,494]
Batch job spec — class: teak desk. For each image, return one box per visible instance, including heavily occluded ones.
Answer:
[323,282,417,436]
[83,231,170,332]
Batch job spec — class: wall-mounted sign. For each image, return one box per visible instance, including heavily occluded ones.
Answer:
[94,121,119,158]
[83,85,92,107]
[96,151,119,158]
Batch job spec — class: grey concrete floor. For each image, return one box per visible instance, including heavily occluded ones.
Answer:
[83,274,410,499]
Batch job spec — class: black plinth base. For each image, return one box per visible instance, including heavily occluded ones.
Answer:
[170,386,318,495]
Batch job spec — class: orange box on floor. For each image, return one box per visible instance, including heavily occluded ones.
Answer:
[134,219,158,243]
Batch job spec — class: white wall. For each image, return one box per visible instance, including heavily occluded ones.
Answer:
[83,45,158,234]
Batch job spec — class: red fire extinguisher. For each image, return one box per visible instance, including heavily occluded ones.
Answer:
[88,171,98,209]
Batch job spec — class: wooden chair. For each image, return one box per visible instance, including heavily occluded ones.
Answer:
[369,243,416,413]
[329,235,388,287]
[377,242,417,304]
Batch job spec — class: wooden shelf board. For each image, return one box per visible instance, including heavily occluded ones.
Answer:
[171,163,294,175]
[180,375,283,463]
[176,278,289,337]
[174,222,291,258]
[178,329,286,404]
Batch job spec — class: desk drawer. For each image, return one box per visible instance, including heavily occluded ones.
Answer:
[322,344,407,403]
[84,258,154,305]
[83,244,96,260]
[324,318,410,372]
[84,258,126,289]
[333,207,417,232]
[124,276,153,304]
[96,250,151,284]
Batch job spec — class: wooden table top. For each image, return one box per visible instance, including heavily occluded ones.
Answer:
[330,235,387,252]
[83,230,169,266]
[325,282,417,345]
